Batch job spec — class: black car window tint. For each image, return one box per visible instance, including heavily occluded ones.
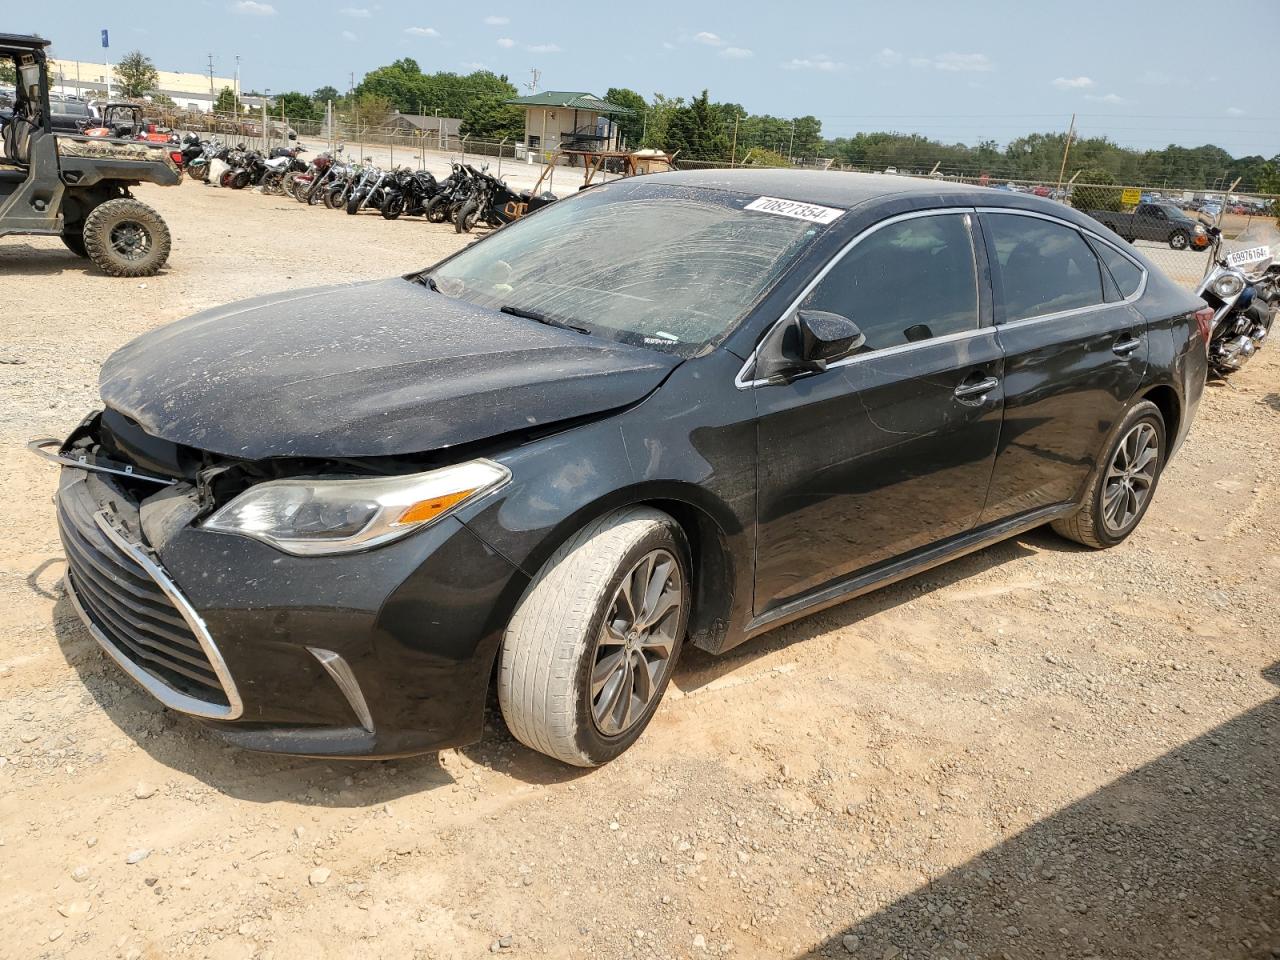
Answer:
[799,214,979,351]
[986,214,1104,322]
[1087,236,1144,299]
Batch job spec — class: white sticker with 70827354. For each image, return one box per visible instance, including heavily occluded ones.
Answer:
[744,196,845,225]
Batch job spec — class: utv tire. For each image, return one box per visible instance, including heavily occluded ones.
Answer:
[61,231,89,258]
[82,198,171,278]
[498,507,690,767]
[1051,399,1166,549]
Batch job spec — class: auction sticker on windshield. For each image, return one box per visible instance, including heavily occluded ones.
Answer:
[744,196,844,225]
[1226,245,1271,268]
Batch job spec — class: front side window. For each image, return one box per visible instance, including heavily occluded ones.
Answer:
[985,214,1104,322]
[799,213,979,351]
[430,181,826,357]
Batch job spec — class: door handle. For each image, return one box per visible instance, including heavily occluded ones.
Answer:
[1113,335,1142,356]
[954,376,1000,400]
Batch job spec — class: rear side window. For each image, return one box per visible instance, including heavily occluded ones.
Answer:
[1087,237,1144,299]
[800,213,979,351]
[985,214,1104,322]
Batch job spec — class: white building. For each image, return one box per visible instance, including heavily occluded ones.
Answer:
[46,58,235,113]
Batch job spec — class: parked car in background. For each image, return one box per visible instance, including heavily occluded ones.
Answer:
[1089,202,1212,251]
[47,96,99,133]
[39,170,1209,767]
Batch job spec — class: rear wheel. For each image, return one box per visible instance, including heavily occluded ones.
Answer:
[498,507,690,767]
[1051,400,1166,549]
[82,198,171,277]
[455,199,480,233]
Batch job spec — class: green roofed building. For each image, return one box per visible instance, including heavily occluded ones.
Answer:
[504,91,633,158]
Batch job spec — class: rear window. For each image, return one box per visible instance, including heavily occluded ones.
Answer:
[985,213,1104,322]
[53,101,90,117]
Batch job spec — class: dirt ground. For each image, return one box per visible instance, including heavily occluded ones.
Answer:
[0,182,1277,960]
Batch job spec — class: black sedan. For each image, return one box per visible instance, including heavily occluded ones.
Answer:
[38,170,1209,766]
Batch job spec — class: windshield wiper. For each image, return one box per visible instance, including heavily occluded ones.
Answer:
[416,273,440,292]
[500,305,589,335]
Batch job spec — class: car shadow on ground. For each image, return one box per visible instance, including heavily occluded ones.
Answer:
[794,662,1280,960]
[1262,392,1280,413]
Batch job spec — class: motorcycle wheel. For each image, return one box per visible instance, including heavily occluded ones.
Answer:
[425,196,448,224]
[188,165,209,183]
[345,191,364,215]
[325,184,346,210]
[219,170,234,188]
[381,194,406,220]
[229,170,250,190]
[456,199,480,234]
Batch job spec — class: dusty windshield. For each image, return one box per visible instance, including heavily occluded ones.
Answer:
[427,180,828,356]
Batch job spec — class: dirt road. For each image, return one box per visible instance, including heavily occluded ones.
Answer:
[1,183,1277,960]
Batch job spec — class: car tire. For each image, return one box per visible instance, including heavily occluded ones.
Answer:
[82,198,171,278]
[1051,400,1166,549]
[61,230,89,258]
[1169,230,1189,250]
[498,507,691,767]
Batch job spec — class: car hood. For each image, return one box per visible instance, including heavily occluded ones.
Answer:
[99,278,680,460]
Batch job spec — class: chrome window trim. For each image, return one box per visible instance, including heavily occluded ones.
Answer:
[735,207,982,390]
[63,500,244,721]
[972,206,1149,318]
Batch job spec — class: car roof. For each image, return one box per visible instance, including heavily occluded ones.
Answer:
[649,168,977,208]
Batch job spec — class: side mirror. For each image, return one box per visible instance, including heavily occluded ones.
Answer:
[755,310,866,382]
[796,310,866,367]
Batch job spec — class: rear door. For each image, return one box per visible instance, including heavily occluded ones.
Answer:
[977,210,1148,524]
[752,210,1004,614]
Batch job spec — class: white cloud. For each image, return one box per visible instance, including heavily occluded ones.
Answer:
[721,46,753,59]
[404,26,440,37]
[932,52,993,72]
[483,15,509,25]
[339,6,370,17]
[1051,76,1094,90]
[783,55,845,73]
[1085,92,1127,104]
[465,61,488,71]
[497,37,516,48]
[1226,106,1244,116]
[874,48,902,67]
[694,31,723,46]
[231,0,275,14]
[526,42,561,53]
[341,30,358,41]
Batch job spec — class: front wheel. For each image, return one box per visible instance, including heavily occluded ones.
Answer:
[425,195,448,223]
[498,507,690,767]
[1169,230,1189,251]
[1051,400,1166,549]
[81,198,172,277]
[380,193,405,220]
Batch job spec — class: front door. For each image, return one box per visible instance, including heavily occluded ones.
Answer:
[752,211,1004,616]
[976,211,1149,524]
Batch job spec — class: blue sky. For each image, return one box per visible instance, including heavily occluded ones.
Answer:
[26,0,1280,157]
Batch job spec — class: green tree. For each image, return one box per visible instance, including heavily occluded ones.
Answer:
[341,91,394,127]
[0,60,15,85]
[115,50,159,99]
[275,91,319,121]
[1070,168,1123,213]
[665,90,729,161]
[148,92,176,108]
[603,87,646,147]
[641,93,684,149]
[214,86,236,113]
[313,85,340,103]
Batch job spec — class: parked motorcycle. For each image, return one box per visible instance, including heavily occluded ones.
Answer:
[424,164,469,224]
[380,168,439,219]
[455,165,556,233]
[1197,221,1279,377]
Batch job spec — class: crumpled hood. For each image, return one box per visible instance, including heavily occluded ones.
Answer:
[99,278,680,460]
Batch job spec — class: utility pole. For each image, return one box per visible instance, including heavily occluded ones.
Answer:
[234,55,241,115]
[207,54,215,96]
[1056,113,1076,194]
[787,119,795,162]
[526,68,540,94]
[730,117,738,167]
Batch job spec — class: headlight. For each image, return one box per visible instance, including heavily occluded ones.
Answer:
[203,459,509,556]
[1211,272,1245,299]
[1193,223,1206,234]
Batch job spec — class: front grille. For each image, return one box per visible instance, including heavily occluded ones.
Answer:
[57,481,237,716]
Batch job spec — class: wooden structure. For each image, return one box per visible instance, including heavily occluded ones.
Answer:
[531,148,679,194]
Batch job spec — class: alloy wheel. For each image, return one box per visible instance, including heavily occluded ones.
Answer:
[590,549,682,736]
[1102,422,1159,534]
[109,221,152,262]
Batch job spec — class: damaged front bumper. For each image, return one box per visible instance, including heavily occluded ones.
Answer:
[42,423,530,759]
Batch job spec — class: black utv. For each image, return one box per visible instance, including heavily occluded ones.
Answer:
[0,34,177,276]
